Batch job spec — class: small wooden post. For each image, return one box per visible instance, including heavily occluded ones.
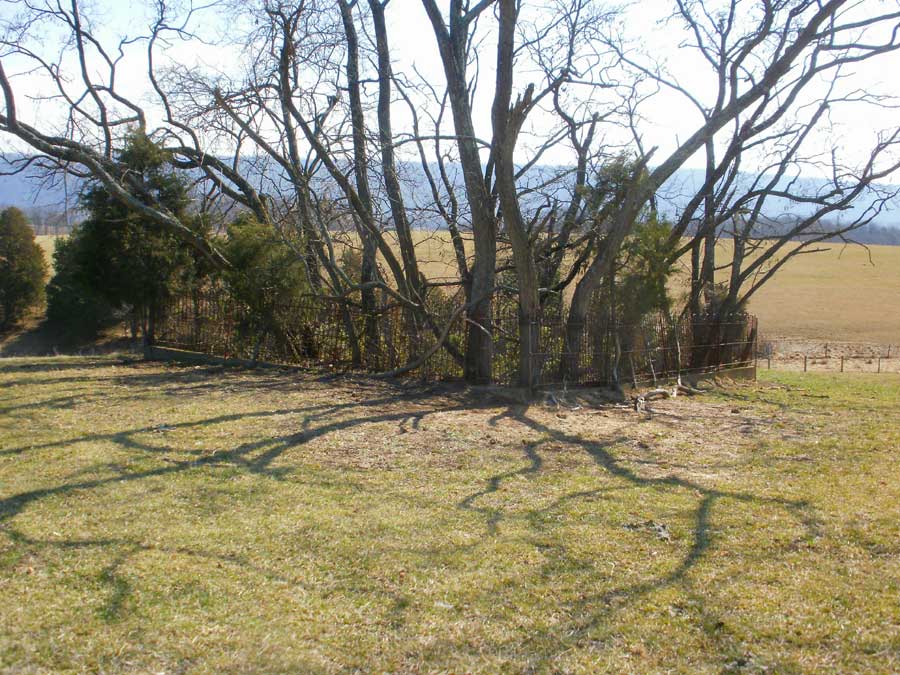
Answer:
[840,356,844,373]
[803,355,807,372]
[767,356,771,370]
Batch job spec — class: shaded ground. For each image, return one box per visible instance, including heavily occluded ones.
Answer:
[0,357,898,673]
[0,310,134,358]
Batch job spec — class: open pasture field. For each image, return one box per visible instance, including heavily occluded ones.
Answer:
[406,232,900,345]
[707,240,900,345]
[1,356,899,673]
[35,235,56,272]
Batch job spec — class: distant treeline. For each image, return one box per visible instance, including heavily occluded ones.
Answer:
[23,208,76,236]
[824,223,900,246]
[682,217,900,247]
[0,206,76,236]
[4,155,900,244]
[16,202,900,246]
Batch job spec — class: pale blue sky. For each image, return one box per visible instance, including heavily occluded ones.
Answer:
[2,0,899,177]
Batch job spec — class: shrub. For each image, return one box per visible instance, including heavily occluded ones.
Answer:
[221,216,313,358]
[615,215,675,325]
[75,133,199,340]
[0,207,48,330]
[45,230,117,340]
[45,131,208,342]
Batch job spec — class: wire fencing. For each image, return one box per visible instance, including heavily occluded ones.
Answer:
[756,338,899,374]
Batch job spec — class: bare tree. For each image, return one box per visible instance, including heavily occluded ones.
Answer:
[420,0,501,383]
[2,0,900,388]
[557,0,900,378]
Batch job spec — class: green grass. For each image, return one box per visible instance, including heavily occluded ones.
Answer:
[1,357,898,673]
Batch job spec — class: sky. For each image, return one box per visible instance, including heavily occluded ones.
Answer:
[2,0,899,206]
[382,0,900,172]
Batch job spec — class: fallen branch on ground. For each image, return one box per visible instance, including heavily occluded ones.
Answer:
[632,378,707,412]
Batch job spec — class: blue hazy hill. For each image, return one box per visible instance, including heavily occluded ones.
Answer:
[2,156,897,230]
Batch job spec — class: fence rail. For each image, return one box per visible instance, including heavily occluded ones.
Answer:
[757,354,900,374]
[154,288,757,388]
[757,338,895,358]
[755,337,899,374]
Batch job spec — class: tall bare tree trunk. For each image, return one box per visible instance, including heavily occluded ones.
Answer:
[422,0,497,383]
[689,237,702,320]
[491,0,541,389]
[699,138,717,307]
[339,1,380,366]
[369,0,425,360]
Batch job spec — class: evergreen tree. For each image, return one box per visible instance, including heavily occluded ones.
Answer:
[0,207,47,330]
[45,231,116,340]
[47,131,204,342]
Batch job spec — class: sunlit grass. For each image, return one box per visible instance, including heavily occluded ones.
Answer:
[1,357,898,673]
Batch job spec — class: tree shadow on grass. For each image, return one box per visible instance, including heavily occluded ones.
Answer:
[0,378,486,634]
[0,357,461,421]
[0,382,496,522]
[2,526,318,625]
[0,362,827,670]
[551,408,818,664]
[458,438,546,535]
[0,359,287,392]
[0,360,467,458]
[451,402,824,669]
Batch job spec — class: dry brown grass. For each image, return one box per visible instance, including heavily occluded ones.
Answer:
[680,239,900,344]
[407,231,900,345]
[35,235,56,275]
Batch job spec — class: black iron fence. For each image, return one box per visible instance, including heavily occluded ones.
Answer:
[154,288,757,388]
[524,314,757,387]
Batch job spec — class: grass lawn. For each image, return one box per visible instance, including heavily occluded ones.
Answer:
[1,357,898,673]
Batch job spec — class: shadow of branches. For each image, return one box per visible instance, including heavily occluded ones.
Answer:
[0,359,827,669]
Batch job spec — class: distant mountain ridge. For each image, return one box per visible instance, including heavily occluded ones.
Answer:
[2,155,898,234]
